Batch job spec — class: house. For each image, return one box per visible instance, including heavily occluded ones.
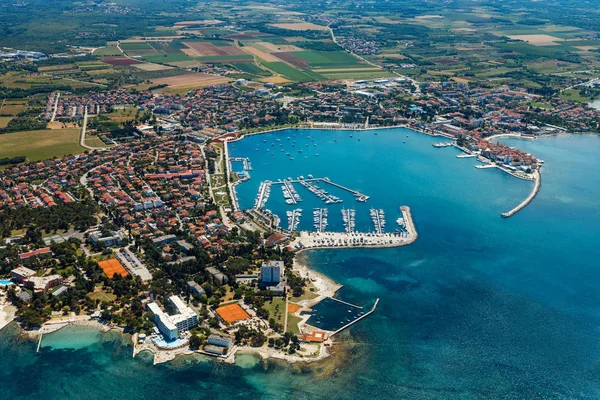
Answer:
[187,281,206,297]
[18,247,52,264]
[207,267,228,284]
[90,230,123,247]
[265,233,288,247]
[11,266,36,283]
[208,334,232,348]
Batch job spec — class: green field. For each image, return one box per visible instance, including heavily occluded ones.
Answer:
[231,62,271,75]
[120,42,154,50]
[93,46,122,56]
[295,50,366,68]
[262,61,323,81]
[0,129,84,161]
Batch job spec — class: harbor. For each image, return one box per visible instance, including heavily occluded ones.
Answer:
[291,206,418,250]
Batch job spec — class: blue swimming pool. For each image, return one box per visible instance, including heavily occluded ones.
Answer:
[0,279,13,286]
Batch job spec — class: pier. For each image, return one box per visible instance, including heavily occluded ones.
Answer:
[229,157,252,171]
[287,208,302,231]
[502,170,541,218]
[328,297,363,309]
[457,154,476,158]
[370,208,386,234]
[330,298,379,337]
[341,209,356,233]
[254,181,271,209]
[313,208,328,232]
[298,180,342,204]
[269,177,368,203]
[281,180,302,204]
[36,333,43,353]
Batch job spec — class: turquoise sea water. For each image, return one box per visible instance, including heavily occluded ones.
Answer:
[2,130,600,399]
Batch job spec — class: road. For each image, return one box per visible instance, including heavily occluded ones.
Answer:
[50,92,60,122]
[327,26,421,93]
[79,108,109,150]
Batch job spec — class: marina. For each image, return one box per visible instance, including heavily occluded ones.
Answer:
[341,208,356,233]
[253,181,271,209]
[313,208,328,232]
[281,179,302,204]
[370,208,386,234]
[286,208,302,231]
[298,179,343,204]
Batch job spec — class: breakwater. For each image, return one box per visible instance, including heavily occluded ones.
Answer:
[502,170,541,218]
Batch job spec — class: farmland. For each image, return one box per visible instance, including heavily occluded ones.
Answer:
[0,129,84,162]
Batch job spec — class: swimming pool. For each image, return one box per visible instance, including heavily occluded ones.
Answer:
[0,279,13,286]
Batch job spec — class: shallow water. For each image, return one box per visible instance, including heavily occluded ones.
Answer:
[2,131,600,399]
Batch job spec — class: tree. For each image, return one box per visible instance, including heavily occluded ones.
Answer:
[189,334,201,349]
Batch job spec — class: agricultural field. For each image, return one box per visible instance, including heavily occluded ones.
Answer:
[0,128,84,162]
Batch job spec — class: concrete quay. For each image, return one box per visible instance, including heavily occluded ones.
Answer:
[291,206,417,250]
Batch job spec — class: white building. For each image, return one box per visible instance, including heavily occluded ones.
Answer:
[148,295,198,341]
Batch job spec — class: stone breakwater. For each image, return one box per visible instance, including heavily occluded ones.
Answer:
[502,170,541,218]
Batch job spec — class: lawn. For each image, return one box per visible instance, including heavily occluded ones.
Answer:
[286,314,302,334]
[0,129,84,162]
[263,297,286,326]
[88,290,117,303]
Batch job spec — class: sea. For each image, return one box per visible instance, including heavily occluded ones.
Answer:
[1,128,600,399]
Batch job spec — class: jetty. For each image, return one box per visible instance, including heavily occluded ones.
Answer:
[253,181,271,209]
[502,170,541,218]
[370,208,386,234]
[270,176,369,202]
[341,209,356,233]
[313,208,328,232]
[36,333,43,353]
[330,298,379,337]
[229,157,252,171]
[287,208,302,231]
[298,179,342,204]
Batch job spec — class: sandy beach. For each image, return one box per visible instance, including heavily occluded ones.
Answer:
[0,298,17,331]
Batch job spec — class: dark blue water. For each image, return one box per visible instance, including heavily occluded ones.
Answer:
[1,131,600,399]
[305,297,367,332]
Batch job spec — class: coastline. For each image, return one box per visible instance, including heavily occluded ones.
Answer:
[0,298,17,332]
